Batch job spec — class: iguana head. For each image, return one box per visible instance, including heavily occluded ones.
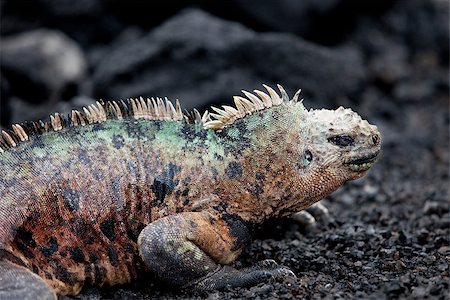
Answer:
[275,101,380,213]
[304,105,381,179]
[205,85,381,219]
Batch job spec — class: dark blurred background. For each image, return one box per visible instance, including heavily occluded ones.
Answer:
[1,1,449,299]
[0,0,448,126]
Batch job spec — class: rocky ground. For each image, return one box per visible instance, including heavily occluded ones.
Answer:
[1,0,449,299]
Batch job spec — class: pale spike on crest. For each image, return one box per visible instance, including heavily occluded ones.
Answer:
[147,98,155,118]
[203,120,223,130]
[119,99,128,114]
[193,109,202,123]
[253,89,273,108]
[93,103,102,120]
[140,97,147,117]
[96,101,106,121]
[87,104,99,122]
[175,99,182,115]
[292,89,302,102]
[177,103,183,120]
[1,130,16,147]
[159,98,166,118]
[242,90,265,110]
[10,125,19,141]
[233,96,247,117]
[209,113,227,122]
[71,110,79,126]
[95,103,104,120]
[277,84,289,102]
[87,104,96,118]
[139,97,147,118]
[166,100,177,119]
[20,124,29,141]
[112,101,122,119]
[201,111,211,123]
[154,98,161,119]
[211,106,231,118]
[83,107,93,124]
[157,98,165,118]
[184,108,202,124]
[234,96,256,112]
[164,98,172,119]
[222,105,239,116]
[153,98,161,119]
[106,102,116,117]
[50,113,62,131]
[146,98,155,119]
[76,110,86,126]
[233,97,247,113]
[139,97,148,117]
[130,99,138,117]
[12,124,28,141]
[16,124,28,142]
[136,98,144,118]
[129,99,137,117]
[210,106,232,123]
[50,115,55,130]
[210,106,232,122]
[262,84,282,105]
[160,98,169,119]
[163,98,170,118]
[151,98,159,118]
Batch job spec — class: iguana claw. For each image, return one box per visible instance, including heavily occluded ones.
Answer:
[186,260,296,291]
[292,201,332,226]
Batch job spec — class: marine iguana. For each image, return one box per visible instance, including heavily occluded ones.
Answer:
[0,84,381,299]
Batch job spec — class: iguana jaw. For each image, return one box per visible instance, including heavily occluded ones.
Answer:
[345,150,380,172]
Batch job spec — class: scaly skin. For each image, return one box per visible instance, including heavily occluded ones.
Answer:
[0,85,381,298]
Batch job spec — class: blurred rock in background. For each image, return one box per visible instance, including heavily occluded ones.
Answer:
[92,9,365,110]
[1,30,87,100]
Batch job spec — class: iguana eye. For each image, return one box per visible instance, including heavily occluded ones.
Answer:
[328,135,354,147]
[298,150,313,168]
[305,150,313,162]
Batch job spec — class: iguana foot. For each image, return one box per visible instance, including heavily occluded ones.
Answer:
[292,201,331,226]
[186,259,296,291]
[0,261,57,300]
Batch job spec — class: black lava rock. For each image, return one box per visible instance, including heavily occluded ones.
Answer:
[232,0,396,45]
[233,0,341,36]
[93,9,365,110]
[1,29,88,104]
[0,0,124,47]
[0,75,11,126]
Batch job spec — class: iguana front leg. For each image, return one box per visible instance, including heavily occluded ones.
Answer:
[137,211,295,290]
[292,201,332,226]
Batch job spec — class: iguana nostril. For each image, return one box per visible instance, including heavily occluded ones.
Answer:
[371,134,380,146]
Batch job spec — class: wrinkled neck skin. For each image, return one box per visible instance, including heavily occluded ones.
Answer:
[218,149,347,224]
[211,103,347,224]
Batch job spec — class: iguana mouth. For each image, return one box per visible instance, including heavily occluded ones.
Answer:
[345,151,379,172]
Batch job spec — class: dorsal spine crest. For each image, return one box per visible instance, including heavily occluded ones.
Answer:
[0,96,183,152]
[0,84,302,152]
[203,84,302,130]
